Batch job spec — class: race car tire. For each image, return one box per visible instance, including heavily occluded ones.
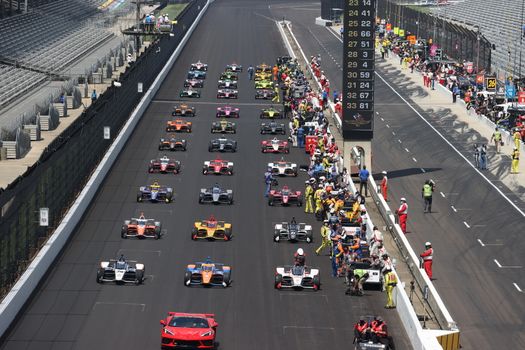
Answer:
[274,274,283,289]
[273,234,280,242]
[136,193,143,202]
[191,228,198,240]
[306,233,313,243]
[96,269,104,283]
[281,130,286,135]
[184,271,192,286]
[155,227,161,239]
[208,145,213,152]
[313,275,321,290]
[135,270,144,285]
[224,229,232,240]
[121,226,127,239]
[268,199,274,206]
[297,200,302,207]
[222,271,231,287]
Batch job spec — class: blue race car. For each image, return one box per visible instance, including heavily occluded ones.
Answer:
[187,70,206,80]
[184,258,232,288]
[137,181,173,203]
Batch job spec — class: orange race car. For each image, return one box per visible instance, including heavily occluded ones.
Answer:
[166,119,192,132]
[121,213,162,239]
[191,215,232,241]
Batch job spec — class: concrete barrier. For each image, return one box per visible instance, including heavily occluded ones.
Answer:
[0,0,213,339]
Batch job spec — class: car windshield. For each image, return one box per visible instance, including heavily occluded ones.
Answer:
[161,159,168,164]
[137,219,146,225]
[212,187,221,194]
[206,221,217,228]
[292,265,304,275]
[116,261,127,269]
[201,265,213,272]
[282,189,290,195]
[168,317,209,328]
[272,140,279,144]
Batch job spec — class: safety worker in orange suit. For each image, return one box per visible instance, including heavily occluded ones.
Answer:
[315,220,331,255]
[384,270,398,309]
[511,147,520,174]
[304,180,314,213]
[370,317,388,343]
[272,64,279,81]
[380,170,388,201]
[420,242,433,279]
[353,318,369,342]
[395,198,408,233]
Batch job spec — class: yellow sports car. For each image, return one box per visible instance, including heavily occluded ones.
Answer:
[191,215,232,241]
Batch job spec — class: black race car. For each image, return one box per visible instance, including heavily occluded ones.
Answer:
[260,121,286,135]
[208,138,237,152]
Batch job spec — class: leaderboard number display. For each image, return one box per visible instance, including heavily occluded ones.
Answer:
[342,0,376,139]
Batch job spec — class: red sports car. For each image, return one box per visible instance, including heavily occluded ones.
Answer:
[268,185,302,206]
[261,138,290,153]
[160,312,217,349]
[202,157,234,175]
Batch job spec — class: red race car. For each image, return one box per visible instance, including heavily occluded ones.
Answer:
[261,138,290,153]
[216,106,239,118]
[160,312,218,349]
[121,213,161,239]
[148,156,181,174]
[268,185,302,206]
[202,157,234,175]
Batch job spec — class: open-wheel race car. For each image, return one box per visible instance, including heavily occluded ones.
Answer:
[166,119,192,132]
[121,213,161,239]
[268,185,302,206]
[219,71,238,81]
[268,158,298,176]
[192,215,232,241]
[216,105,239,118]
[255,88,275,99]
[97,255,145,284]
[260,106,283,119]
[255,79,274,89]
[137,181,173,203]
[179,88,201,98]
[159,137,187,151]
[199,184,233,205]
[217,89,238,99]
[148,156,181,174]
[172,103,195,117]
[256,63,271,73]
[255,71,272,81]
[190,60,208,71]
[202,157,234,175]
[273,218,312,243]
[184,78,204,88]
[208,138,237,152]
[218,79,238,89]
[225,63,243,72]
[160,312,218,349]
[261,138,289,153]
[187,70,206,80]
[260,121,286,135]
[274,265,321,291]
[184,258,232,288]
[211,119,236,134]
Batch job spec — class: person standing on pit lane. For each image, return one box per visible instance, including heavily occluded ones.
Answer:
[479,144,487,170]
[422,179,435,213]
[304,180,314,213]
[473,144,480,168]
[247,65,254,80]
[264,167,274,197]
[358,165,370,197]
[384,271,398,309]
[395,198,408,233]
[511,147,520,174]
[380,170,388,201]
[490,127,502,154]
[420,242,433,279]
[513,128,522,150]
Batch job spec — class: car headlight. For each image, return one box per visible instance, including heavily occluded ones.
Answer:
[200,330,214,337]
[163,328,174,335]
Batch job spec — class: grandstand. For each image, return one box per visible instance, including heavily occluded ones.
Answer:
[432,0,525,79]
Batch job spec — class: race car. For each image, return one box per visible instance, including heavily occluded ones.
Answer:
[202,157,234,175]
[148,156,181,174]
[256,63,271,73]
[261,138,289,153]
[97,255,145,284]
[211,119,236,134]
[172,103,195,117]
[273,219,312,243]
[255,80,274,89]
[192,215,232,240]
[208,138,237,152]
[260,106,282,119]
[219,71,238,81]
[199,184,233,205]
[187,70,206,80]
[225,63,243,72]
[166,119,192,132]
[184,78,204,88]
[217,89,238,99]
[268,185,302,206]
[179,88,201,98]
[260,121,286,135]
[216,106,240,118]
[254,71,272,81]
[190,60,208,71]
[137,182,173,203]
[268,159,298,176]
[160,312,217,349]
[217,79,238,89]
[274,265,320,291]
[158,137,187,151]
[121,213,161,239]
[255,88,275,99]
[184,258,232,287]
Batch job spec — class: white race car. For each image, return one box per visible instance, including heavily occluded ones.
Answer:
[274,265,320,290]
[274,221,313,243]
[268,159,298,176]
[96,256,145,284]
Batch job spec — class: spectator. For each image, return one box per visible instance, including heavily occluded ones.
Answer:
[91,89,97,103]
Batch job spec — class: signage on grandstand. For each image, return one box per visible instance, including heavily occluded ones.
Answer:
[518,91,525,104]
[39,208,49,227]
[485,77,497,91]
[342,0,376,140]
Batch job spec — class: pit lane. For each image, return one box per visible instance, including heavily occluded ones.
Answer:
[1,1,410,348]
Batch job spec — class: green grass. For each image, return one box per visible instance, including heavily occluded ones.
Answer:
[157,3,188,20]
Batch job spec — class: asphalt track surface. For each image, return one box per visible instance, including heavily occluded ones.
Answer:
[1,1,411,349]
[273,2,525,348]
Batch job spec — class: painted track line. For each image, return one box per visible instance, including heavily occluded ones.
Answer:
[514,283,523,292]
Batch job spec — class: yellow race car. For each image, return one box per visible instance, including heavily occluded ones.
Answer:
[191,215,232,241]
[255,79,274,89]
[255,71,272,81]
